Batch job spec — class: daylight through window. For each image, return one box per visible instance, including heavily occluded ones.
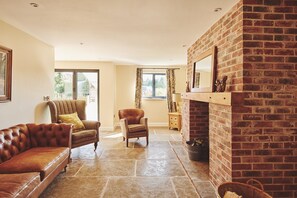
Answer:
[142,73,166,99]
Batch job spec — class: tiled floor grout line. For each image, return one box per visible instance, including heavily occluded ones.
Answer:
[100,177,110,198]
[41,128,207,197]
[169,177,179,198]
[134,160,137,177]
[172,147,201,197]
[73,162,85,177]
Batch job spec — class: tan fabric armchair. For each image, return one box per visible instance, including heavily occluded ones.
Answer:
[48,100,100,150]
[118,109,149,147]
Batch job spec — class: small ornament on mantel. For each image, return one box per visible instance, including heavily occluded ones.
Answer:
[186,81,191,92]
[215,75,228,92]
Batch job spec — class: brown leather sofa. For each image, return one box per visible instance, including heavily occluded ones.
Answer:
[0,123,72,198]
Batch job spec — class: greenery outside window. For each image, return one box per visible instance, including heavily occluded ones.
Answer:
[142,73,166,99]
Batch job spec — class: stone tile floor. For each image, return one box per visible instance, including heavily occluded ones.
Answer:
[41,127,217,198]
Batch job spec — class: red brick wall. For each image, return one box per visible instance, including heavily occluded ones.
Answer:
[181,100,209,141]
[189,101,209,140]
[187,1,243,92]
[233,0,297,197]
[184,0,297,197]
[183,0,244,189]
[209,104,232,187]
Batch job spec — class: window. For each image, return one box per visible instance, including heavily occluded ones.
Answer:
[54,69,99,121]
[142,73,166,99]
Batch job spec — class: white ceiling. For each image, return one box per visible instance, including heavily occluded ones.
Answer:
[0,0,238,65]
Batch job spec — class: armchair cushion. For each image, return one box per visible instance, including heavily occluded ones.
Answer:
[128,124,147,133]
[58,112,85,131]
[72,130,97,142]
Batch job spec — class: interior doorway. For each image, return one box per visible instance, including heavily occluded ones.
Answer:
[54,69,100,121]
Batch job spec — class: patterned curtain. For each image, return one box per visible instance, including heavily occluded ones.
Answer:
[166,69,176,112]
[135,68,143,109]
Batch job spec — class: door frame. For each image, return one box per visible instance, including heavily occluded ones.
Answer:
[54,69,100,121]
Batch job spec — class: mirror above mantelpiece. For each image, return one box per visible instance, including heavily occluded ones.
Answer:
[191,46,217,93]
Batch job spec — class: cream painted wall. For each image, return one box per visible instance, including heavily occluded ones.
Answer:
[115,65,186,126]
[55,61,116,131]
[0,20,54,129]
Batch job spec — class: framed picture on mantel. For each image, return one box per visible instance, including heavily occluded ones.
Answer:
[191,46,217,93]
[0,45,12,102]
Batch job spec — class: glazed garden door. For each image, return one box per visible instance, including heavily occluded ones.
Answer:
[54,69,99,120]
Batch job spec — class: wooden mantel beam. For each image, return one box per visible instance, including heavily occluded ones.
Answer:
[181,92,244,106]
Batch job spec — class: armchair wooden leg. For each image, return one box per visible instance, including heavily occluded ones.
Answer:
[123,137,125,141]
[146,136,149,146]
[94,142,98,151]
[126,138,129,147]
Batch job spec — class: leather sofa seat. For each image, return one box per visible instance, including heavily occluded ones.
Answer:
[0,173,40,197]
[0,147,69,181]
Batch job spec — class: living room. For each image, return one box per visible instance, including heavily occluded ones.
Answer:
[1,0,297,197]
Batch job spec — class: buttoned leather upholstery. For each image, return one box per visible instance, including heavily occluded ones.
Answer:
[118,109,149,147]
[0,123,72,198]
[48,100,100,150]
[28,123,72,147]
[0,124,31,163]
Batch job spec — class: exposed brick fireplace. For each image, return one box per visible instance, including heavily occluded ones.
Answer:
[182,0,297,197]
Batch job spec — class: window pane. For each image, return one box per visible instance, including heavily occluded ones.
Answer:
[54,72,73,99]
[77,72,98,121]
[142,74,153,97]
[155,75,166,97]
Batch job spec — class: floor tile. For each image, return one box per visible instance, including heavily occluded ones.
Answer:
[76,159,136,176]
[71,145,103,160]
[172,146,189,160]
[63,159,85,177]
[146,147,177,160]
[134,140,172,148]
[192,180,217,198]
[100,148,147,159]
[171,177,200,198]
[103,177,176,198]
[40,175,108,198]
[136,159,186,177]
[180,159,209,181]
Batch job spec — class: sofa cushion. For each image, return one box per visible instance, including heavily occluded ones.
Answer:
[0,147,69,181]
[59,112,85,131]
[128,124,146,132]
[0,172,40,198]
[72,129,96,141]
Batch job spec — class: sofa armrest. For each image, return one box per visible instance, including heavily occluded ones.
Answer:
[27,123,72,148]
[81,120,100,131]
